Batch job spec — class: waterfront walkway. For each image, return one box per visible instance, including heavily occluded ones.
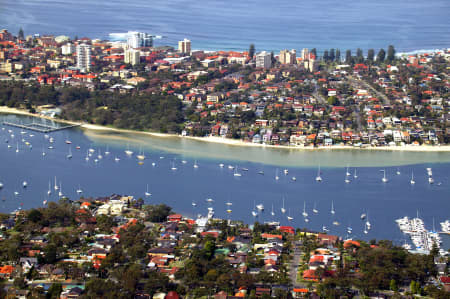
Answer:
[3,121,79,133]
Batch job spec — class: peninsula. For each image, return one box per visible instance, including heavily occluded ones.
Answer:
[0,29,449,152]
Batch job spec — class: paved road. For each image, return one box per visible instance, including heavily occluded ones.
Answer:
[289,241,306,288]
[348,75,391,106]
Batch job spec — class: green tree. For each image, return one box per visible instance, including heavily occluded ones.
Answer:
[390,279,398,292]
[203,240,216,260]
[43,244,58,264]
[28,209,43,223]
[387,45,396,62]
[327,96,339,106]
[13,276,27,289]
[47,283,63,299]
[367,49,375,62]
[249,44,255,59]
[96,214,115,233]
[377,48,386,62]
[145,204,172,222]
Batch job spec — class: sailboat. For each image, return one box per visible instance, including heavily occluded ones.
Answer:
[226,201,233,206]
[125,144,133,156]
[22,181,28,188]
[331,201,335,215]
[85,150,90,161]
[365,213,371,230]
[287,209,293,221]
[313,202,318,214]
[258,165,264,175]
[345,169,351,183]
[105,146,110,155]
[137,147,145,160]
[54,177,59,190]
[410,171,415,185]
[252,201,258,217]
[428,176,434,184]
[363,222,368,234]
[96,149,103,160]
[115,157,120,162]
[271,204,275,216]
[275,169,279,181]
[302,201,308,217]
[76,185,83,194]
[58,183,63,197]
[192,201,197,207]
[316,165,322,182]
[346,165,351,176]
[281,197,286,214]
[360,212,366,220]
[353,168,358,179]
[171,161,177,171]
[256,203,264,211]
[145,184,151,197]
[66,146,73,159]
[0,182,3,189]
[381,169,388,183]
[193,160,199,169]
[396,168,401,175]
[233,166,242,177]
[219,163,224,168]
[347,226,352,234]
[15,142,19,153]
[42,146,46,156]
[47,181,51,196]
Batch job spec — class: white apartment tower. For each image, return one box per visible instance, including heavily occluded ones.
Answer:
[178,38,191,54]
[255,51,272,68]
[76,43,91,72]
[124,49,140,65]
[127,32,153,49]
[279,49,296,64]
[61,43,75,55]
[301,48,309,61]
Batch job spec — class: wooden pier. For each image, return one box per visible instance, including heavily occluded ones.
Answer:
[2,121,80,133]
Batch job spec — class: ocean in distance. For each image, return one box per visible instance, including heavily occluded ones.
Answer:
[0,113,449,249]
[1,0,449,53]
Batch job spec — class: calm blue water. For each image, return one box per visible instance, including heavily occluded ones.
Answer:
[1,0,449,53]
[0,114,449,248]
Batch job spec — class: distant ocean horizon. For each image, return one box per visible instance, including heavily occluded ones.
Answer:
[1,0,449,54]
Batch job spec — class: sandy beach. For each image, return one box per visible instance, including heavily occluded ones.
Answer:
[1,106,450,153]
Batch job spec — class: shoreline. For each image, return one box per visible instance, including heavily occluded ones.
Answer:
[1,106,450,153]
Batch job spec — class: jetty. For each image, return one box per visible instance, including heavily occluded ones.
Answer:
[2,121,79,133]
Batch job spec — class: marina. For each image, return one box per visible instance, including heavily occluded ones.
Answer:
[2,121,79,133]
[396,215,445,255]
